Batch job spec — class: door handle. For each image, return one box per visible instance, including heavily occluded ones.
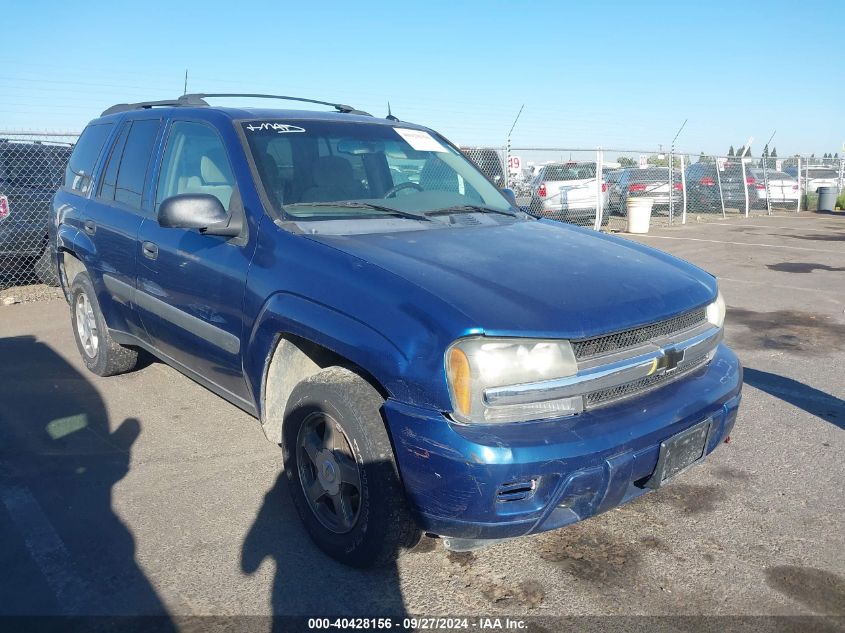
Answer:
[84,220,96,235]
[142,241,158,260]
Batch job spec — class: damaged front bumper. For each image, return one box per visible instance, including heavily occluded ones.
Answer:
[384,344,742,548]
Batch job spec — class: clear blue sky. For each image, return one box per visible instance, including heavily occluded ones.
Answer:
[3,0,843,156]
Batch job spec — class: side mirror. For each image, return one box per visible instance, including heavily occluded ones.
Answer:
[157,194,239,237]
[500,187,518,207]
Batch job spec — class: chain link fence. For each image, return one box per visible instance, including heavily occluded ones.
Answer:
[0,133,841,290]
[465,147,843,232]
[1,132,78,289]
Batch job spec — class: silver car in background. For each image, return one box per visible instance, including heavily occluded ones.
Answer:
[528,162,608,224]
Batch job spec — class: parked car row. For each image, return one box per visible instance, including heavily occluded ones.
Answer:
[522,159,806,222]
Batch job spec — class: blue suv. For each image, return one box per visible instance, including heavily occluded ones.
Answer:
[50,94,742,567]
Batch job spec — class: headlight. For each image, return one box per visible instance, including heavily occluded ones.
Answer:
[705,290,726,328]
[445,337,580,424]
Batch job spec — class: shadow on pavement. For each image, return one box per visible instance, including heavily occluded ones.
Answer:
[744,367,845,430]
[241,471,408,630]
[0,335,175,627]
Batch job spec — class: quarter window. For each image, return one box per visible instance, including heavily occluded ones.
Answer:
[99,123,130,201]
[65,123,113,194]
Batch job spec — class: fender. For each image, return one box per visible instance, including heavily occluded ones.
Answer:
[244,291,413,420]
[57,223,97,273]
[56,224,95,296]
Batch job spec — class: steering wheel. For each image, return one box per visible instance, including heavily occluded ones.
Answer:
[383,181,424,198]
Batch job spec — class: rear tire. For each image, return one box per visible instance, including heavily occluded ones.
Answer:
[70,273,138,376]
[282,366,420,568]
[34,247,59,286]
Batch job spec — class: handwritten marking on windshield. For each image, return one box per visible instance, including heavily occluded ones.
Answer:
[245,123,306,134]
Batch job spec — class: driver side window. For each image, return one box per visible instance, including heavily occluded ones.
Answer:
[156,121,235,212]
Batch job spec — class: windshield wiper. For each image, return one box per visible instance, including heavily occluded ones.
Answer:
[424,205,518,218]
[285,201,430,221]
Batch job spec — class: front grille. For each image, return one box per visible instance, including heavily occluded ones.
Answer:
[572,307,707,359]
[585,353,710,408]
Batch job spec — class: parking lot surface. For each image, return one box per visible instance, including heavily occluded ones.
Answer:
[0,212,843,625]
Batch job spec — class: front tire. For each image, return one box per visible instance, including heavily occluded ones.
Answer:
[70,273,138,376]
[283,367,420,568]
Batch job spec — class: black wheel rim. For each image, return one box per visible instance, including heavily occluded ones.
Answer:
[296,411,362,534]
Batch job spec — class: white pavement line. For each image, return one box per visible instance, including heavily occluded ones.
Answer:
[635,234,844,254]
[0,462,90,614]
[702,223,845,233]
[718,276,845,297]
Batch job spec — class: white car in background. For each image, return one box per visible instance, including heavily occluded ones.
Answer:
[748,169,799,208]
[529,161,609,225]
[795,167,841,193]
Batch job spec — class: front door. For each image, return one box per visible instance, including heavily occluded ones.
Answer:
[136,119,255,403]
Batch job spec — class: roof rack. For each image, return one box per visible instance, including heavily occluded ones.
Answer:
[101,93,371,117]
[101,94,208,116]
[183,93,372,116]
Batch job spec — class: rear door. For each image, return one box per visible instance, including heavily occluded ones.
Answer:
[85,116,163,339]
[136,119,256,402]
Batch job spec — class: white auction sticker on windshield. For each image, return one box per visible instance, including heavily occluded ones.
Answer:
[394,128,447,152]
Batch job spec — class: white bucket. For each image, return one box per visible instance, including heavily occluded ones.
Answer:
[627,198,654,233]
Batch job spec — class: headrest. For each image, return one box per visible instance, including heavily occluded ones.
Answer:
[313,156,354,187]
[201,149,230,185]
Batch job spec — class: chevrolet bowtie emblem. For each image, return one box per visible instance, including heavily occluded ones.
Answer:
[647,346,685,375]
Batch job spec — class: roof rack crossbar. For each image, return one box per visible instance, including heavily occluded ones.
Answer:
[181,93,372,116]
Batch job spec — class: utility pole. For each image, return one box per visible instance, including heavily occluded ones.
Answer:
[505,104,524,189]
[183,69,188,96]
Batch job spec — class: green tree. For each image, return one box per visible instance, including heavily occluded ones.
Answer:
[617,156,637,168]
[771,147,777,158]
[728,145,735,157]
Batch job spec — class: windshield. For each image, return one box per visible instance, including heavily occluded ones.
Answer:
[241,120,513,220]
[542,163,596,181]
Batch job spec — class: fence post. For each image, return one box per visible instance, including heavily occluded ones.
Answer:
[804,159,810,211]
[680,154,687,224]
[741,160,749,217]
[593,148,604,231]
[762,154,772,216]
[796,157,802,213]
[668,151,674,225]
[715,156,726,218]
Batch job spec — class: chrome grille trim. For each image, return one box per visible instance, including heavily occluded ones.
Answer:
[572,307,708,359]
[585,353,711,408]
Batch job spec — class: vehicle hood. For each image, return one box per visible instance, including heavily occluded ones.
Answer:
[307,219,717,339]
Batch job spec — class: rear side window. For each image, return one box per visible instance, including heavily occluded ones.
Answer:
[116,120,161,208]
[65,123,113,193]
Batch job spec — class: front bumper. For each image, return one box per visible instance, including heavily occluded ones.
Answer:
[385,343,742,541]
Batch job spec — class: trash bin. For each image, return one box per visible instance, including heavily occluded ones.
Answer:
[817,186,838,212]
[627,198,654,233]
